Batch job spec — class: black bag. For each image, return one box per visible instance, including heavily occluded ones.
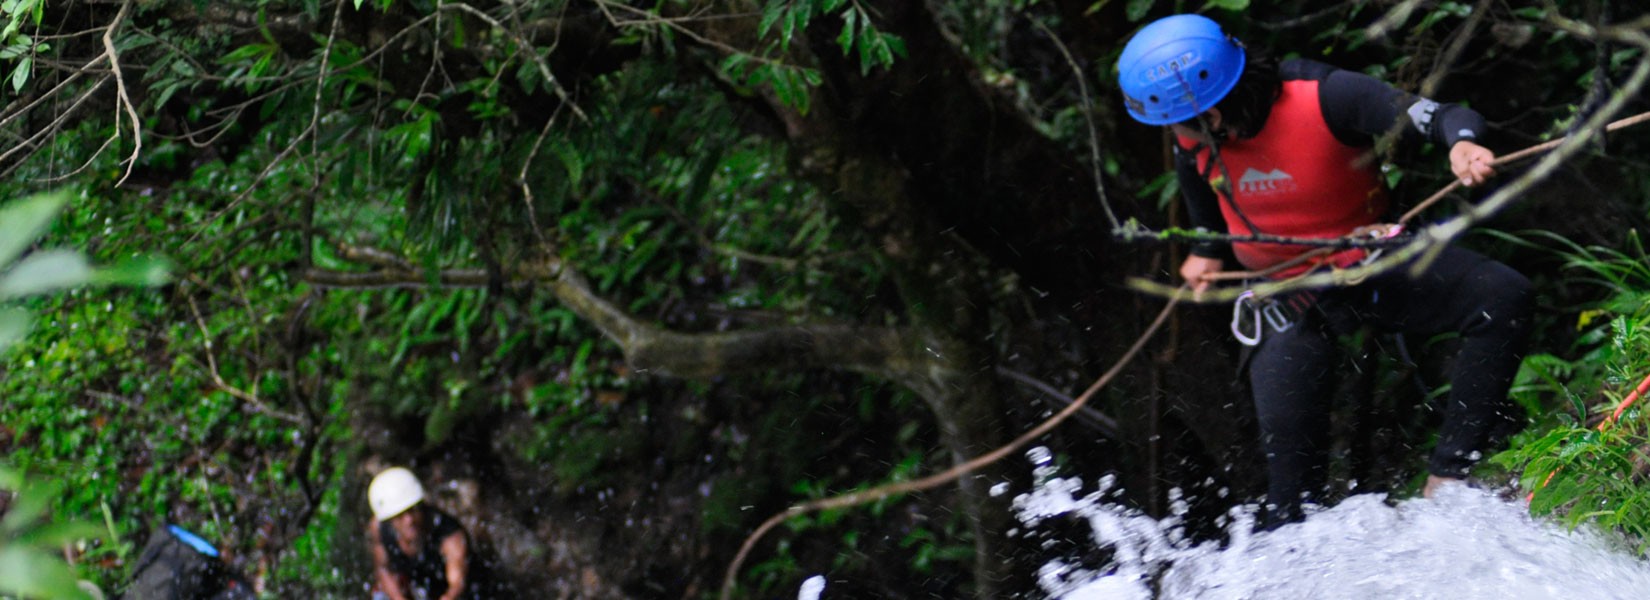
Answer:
[122,525,226,600]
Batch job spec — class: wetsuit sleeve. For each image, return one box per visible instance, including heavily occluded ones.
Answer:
[1173,145,1229,258]
[1315,67,1488,149]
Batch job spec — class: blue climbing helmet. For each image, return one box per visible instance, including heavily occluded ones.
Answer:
[1117,14,1246,125]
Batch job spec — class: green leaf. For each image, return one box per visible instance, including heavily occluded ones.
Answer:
[780,5,799,49]
[1201,0,1250,10]
[0,466,18,489]
[0,307,30,352]
[7,56,26,92]
[0,249,93,300]
[91,255,173,287]
[13,520,101,547]
[720,53,750,79]
[219,42,272,65]
[836,8,857,55]
[758,0,786,37]
[0,545,88,600]
[0,480,57,537]
[0,189,70,265]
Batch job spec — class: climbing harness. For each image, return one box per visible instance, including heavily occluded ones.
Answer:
[1229,223,1408,346]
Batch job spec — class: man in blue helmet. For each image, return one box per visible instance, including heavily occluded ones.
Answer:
[1117,14,1534,528]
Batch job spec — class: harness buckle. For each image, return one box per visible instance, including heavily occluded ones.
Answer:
[1261,302,1295,333]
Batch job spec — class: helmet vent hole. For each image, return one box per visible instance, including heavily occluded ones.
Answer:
[1148,95,1159,104]
[1198,70,1209,80]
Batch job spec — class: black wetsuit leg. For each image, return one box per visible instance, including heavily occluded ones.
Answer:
[1248,246,1532,529]
[1248,310,1341,528]
[1336,246,1535,478]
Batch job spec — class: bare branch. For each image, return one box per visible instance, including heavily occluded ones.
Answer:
[302,249,936,382]
[103,0,141,187]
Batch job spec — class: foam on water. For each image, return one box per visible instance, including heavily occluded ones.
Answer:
[1013,450,1650,600]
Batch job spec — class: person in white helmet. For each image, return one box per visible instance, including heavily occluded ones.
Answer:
[367,467,488,600]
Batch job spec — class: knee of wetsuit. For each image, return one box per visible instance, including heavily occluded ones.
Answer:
[1465,263,1534,339]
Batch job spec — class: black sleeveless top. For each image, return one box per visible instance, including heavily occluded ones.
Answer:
[379,508,490,599]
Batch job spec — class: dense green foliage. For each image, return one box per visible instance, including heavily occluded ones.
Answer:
[0,0,1646,598]
[1494,230,1650,547]
[0,190,168,599]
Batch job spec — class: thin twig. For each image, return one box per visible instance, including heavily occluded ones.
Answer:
[102,0,142,187]
[517,104,563,251]
[0,78,111,180]
[1416,0,1492,98]
[1032,19,1118,231]
[184,120,315,246]
[310,0,345,183]
[186,294,303,424]
[594,0,796,72]
[441,2,587,121]
[0,68,87,132]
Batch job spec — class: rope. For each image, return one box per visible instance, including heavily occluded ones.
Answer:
[1526,371,1650,503]
[1603,371,1650,426]
[1398,110,1650,224]
[1197,109,1650,286]
[717,286,1188,600]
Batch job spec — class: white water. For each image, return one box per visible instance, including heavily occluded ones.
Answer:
[1010,448,1650,600]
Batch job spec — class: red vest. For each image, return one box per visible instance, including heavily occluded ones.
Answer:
[1177,80,1387,278]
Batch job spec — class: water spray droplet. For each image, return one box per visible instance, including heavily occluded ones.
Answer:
[797,575,826,600]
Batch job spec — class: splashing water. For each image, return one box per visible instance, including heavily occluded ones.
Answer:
[797,575,825,600]
[1013,451,1650,600]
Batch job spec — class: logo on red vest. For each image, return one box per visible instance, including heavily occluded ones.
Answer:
[1238,168,1298,195]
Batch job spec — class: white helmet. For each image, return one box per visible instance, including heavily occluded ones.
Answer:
[368,467,426,521]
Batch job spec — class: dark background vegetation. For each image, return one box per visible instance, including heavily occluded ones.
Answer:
[1,0,1648,597]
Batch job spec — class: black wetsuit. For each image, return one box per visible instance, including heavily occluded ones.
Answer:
[1174,59,1534,527]
[379,508,493,600]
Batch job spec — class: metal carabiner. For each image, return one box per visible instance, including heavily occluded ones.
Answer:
[1231,290,1263,347]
